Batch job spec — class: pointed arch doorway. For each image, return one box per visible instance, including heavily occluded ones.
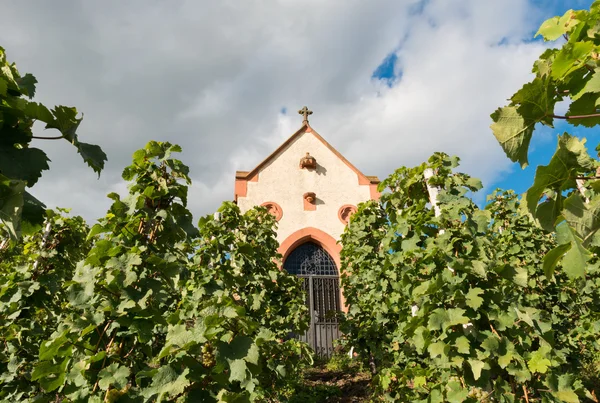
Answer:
[282,234,342,358]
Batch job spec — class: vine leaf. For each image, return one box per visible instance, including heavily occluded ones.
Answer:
[535,9,579,41]
[465,288,484,309]
[76,142,107,175]
[228,359,248,383]
[566,93,600,127]
[543,243,571,279]
[98,364,130,390]
[143,366,190,400]
[551,41,594,80]
[571,68,600,100]
[552,390,581,403]
[556,222,590,279]
[490,77,556,168]
[527,346,552,374]
[468,359,485,380]
[0,147,50,187]
[563,193,600,244]
[527,134,595,216]
[490,106,535,168]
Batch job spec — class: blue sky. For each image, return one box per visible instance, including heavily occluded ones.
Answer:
[369,0,597,200]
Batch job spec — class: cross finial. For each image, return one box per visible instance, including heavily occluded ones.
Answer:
[298,106,313,124]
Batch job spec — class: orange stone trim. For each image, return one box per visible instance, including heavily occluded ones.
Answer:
[234,172,259,202]
[234,179,247,202]
[278,227,347,311]
[338,204,358,225]
[370,183,381,200]
[261,201,283,221]
[234,123,380,189]
[303,192,316,211]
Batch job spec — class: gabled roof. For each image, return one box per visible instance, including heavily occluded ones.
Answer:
[235,123,379,185]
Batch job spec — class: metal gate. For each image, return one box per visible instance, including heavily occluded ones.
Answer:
[284,242,341,357]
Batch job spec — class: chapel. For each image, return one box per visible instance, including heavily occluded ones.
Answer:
[234,107,380,356]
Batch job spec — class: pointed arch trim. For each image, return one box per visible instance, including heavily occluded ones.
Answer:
[278,227,341,269]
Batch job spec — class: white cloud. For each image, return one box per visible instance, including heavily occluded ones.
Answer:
[2,0,556,222]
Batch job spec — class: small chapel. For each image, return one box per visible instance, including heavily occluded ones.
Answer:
[234,107,380,356]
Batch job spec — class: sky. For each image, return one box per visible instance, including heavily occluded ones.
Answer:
[1,0,597,223]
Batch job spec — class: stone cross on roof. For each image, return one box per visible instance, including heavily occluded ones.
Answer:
[298,106,313,124]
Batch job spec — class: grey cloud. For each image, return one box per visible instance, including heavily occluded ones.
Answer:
[1,0,553,224]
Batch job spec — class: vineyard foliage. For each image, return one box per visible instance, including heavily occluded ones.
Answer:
[0,47,107,239]
[5,3,600,401]
[0,141,310,402]
[340,153,600,402]
[490,1,600,279]
[0,210,93,400]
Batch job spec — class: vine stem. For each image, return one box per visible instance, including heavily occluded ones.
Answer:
[523,385,530,403]
[552,113,600,120]
[92,336,115,393]
[31,135,64,140]
[94,321,113,352]
[489,323,501,338]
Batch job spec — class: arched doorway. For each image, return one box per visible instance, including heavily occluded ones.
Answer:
[284,241,341,357]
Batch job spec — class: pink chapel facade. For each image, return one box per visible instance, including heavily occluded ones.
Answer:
[233,107,380,311]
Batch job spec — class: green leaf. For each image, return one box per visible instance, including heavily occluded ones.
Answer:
[245,343,259,365]
[0,178,25,239]
[526,134,595,215]
[45,106,81,141]
[552,390,580,403]
[75,142,107,175]
[446,381,468,403]
[465,287,484,310]
[536,195,563,232]
[556,222,590,279]
[527,345,552,373]
[566,93,600,127]
[543,243,571,279]
[563,193,600,243]
[491,77,556,167]
[490,106,535,168]
[481,335,499,354]
[454,336,470,354]
[572,68,600,100]
[31,357,69,392]
[467,359,485,380]
[498,350,515,369]
[219,336,253,361]
[428,342,448,359]
[0,146,50,186]
[0,77,7,96]
[535,9,579,41]
[551,41,594,80]
[143,366,190,400]
[16,73,37,98]
[413,376,427,388]
[98,363,130,390]
[229,359,248,382]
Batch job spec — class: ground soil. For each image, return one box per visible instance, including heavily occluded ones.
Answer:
[286,364,373,402]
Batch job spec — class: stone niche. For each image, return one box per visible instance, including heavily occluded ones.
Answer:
[261,201,283,221]
[338,205,357,224]
[303,192,316,211]
[299,152,317,170]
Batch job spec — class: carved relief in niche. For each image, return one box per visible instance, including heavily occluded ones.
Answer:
[303,192,316,211]
[299,152,317,169]
[261,202,283,221]
[338,205,358,224]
